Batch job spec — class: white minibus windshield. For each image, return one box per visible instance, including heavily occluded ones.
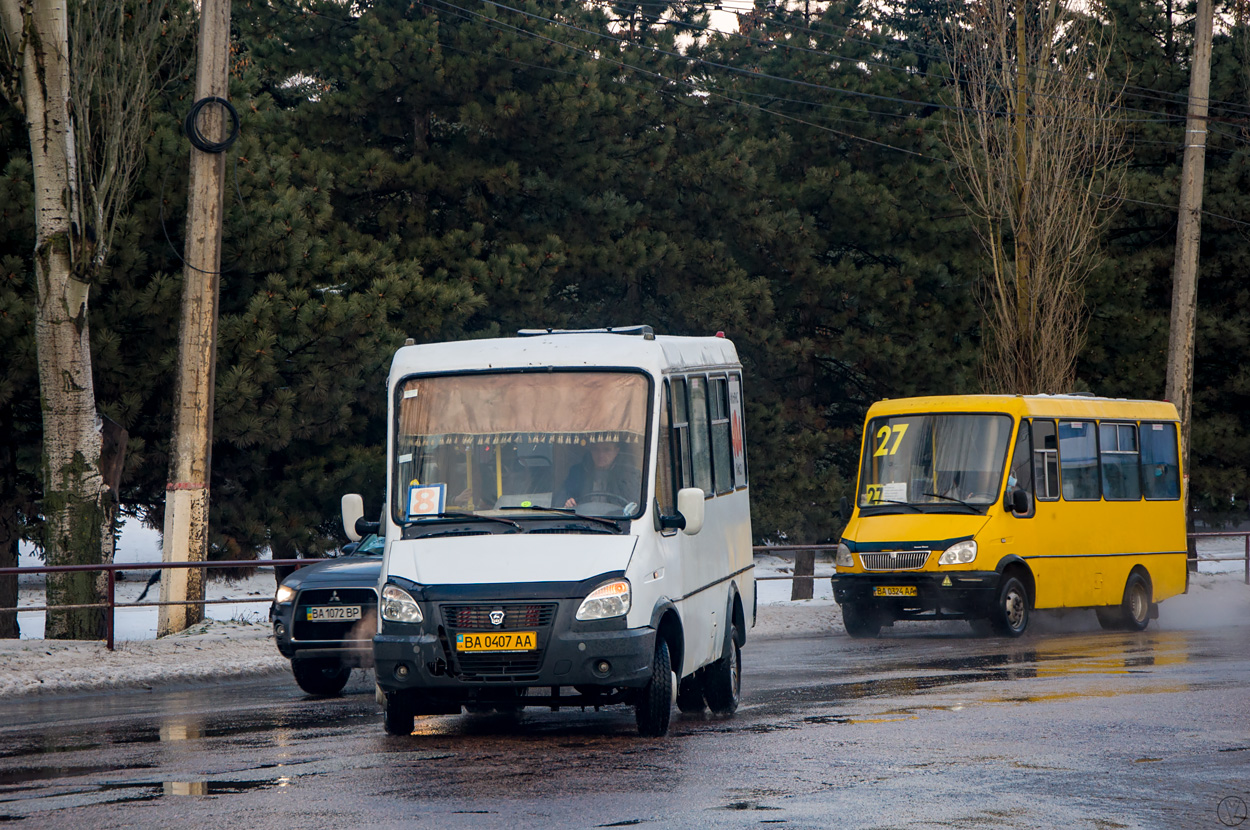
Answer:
[858,414,1013,509]
[393,371,650,520]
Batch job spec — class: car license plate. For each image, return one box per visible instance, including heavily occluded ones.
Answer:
[873,586,917,597]
[456,631,537,652]
[306,605,362,622]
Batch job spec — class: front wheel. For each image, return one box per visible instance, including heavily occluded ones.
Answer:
[989,575,1030,637]
[382,690,416,736]
[635,638,673,737]
[291,658,352,696]
[841,602,881,639]
[702,625,741,715]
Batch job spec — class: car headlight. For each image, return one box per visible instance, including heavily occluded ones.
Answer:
[834,543,854,568]
[576,579,631,621]
[274,584,296,604]
[938,540,978,565]
[381,584,424,623]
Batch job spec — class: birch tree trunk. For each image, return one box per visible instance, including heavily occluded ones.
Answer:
[1,0,109,639]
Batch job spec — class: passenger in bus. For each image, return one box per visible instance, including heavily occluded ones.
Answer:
[557,441,637,508]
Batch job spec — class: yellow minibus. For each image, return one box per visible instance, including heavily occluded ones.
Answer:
[830,395,1187,637]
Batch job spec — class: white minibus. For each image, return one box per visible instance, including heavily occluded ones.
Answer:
[343,326,754,736]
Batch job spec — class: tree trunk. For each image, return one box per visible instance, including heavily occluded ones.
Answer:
[0,533,18,639]
[4,0,110,639]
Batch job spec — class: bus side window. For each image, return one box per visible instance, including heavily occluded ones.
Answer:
[688,375,713,494]
[1032,420,1059,500]
[1140,422,1181,500]
[1058,421,1099,500]
[710,377,733,495]
[1100,422,1141,500]
[1008,421,1034,514]
[671,378,692,489]
[656,382,676,516]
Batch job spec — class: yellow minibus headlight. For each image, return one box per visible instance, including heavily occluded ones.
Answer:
[835,543,854,568]
[938,540,978,565]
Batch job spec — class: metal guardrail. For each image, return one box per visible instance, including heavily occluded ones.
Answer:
[0,558,321,650]
[2,533,1246,648]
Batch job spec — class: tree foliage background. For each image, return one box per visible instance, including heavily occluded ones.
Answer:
[2,0,1248,594]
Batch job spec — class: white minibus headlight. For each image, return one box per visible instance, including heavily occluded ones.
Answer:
[835,543,854,568]
[381,584,424,623]
[576,579,631,621]
[938,540,978,565]
[274,584,296,604]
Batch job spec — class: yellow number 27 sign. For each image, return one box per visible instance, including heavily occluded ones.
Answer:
[873,423,910,457]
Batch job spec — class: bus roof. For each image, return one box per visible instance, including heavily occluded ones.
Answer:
[389,331,741,382]
[865,394,1179,422]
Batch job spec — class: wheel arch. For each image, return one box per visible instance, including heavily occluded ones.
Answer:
[649,599,684,676]
[1127,563,1153,599]
[724,583,746,651]
[995,554,1036,607]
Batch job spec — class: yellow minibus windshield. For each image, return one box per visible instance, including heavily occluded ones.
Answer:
[859,413,1013,510]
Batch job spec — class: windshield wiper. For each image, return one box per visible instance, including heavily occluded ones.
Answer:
[863,499,922,513]
[922,492,981,512]
[403,511,523,531]
[496,505,626,530]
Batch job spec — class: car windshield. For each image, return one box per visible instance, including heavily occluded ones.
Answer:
[393,371,650,521]
[858,413,1013,509]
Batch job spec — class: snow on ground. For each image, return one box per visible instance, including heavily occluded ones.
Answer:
[4,541,1248,699]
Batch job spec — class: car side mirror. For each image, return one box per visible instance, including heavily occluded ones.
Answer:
[839,496,852,521]
[1010,489,1031,515]
[342,494,364,542]
[677,487,705,535]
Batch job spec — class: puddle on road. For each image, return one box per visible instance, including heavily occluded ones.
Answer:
[0,762,155,788]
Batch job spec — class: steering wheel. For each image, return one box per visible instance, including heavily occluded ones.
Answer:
[580,492,631,507]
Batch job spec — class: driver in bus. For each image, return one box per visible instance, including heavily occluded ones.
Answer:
[557,441,637,509]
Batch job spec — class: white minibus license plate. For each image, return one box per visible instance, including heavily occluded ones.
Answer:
[306,605,362,622]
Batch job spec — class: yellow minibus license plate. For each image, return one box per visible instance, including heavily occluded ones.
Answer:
[456,631,537,652]
[873,586,917,597]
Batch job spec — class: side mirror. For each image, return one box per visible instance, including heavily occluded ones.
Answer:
[839,496,852,521]
[1010,489,1031,515]
[341,494,364,542]
[677,487,705,536]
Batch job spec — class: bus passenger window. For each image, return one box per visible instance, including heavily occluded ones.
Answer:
[710,378,733,494]
[1141,422,1181,500]
[1032,420,1059,500]
[1058,421,1099,500]
[1100,423,1141,500]
[688,376,713,494]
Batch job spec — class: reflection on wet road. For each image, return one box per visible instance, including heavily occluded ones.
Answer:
[2,601,1248,829]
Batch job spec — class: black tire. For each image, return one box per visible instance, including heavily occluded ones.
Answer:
[635,638,673,737]
[702,625,741,715]
[383,690,416,736]
[1119,573,1151,632]
[989,575,1030,637]
[841,602,881,639]
[676,673,706,714]
[291,658,352,696]
[1095,605,1125,631]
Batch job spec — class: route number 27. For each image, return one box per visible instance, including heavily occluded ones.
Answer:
[873,423,910,457]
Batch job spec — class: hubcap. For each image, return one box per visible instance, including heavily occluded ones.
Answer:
[1130,585,1148,622]
[1005,589,1025,629]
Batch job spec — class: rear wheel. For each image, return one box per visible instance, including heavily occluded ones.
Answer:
[702,625,741,715]
[841,602,881,639]
[989,576,1030,637]
[382,690,416,736]
[291,658,352,696]
[635,638,673,737]
[1096,573,1153,632]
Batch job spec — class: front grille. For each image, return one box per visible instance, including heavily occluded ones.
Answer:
[860,551,930,571]
[442,603,557,630]
[441,602,559,680]
[292,587,377,641]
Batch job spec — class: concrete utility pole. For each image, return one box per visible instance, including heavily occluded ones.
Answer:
[159,0,233,636]
[1165,0,1213,498]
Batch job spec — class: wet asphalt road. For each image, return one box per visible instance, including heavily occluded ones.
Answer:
[2,601,1248,830]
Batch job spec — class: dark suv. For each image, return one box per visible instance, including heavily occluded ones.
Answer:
[270,535,383,695]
